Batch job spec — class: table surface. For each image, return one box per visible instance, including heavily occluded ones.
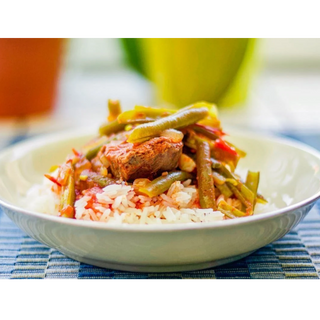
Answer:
[1,67,320,279]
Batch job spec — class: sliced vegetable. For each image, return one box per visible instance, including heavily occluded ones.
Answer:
[214,139,238,156]
[85,143,106,161]
[196,140,216,209]
[160,129,184,143]
[245,171,260,207]
[139,171,193,197]
[245,171,259,194]
[227,183,251,208]
[84,136,109,160]
[179,102,218,120]
[117,111,154,124]
[192,123,224,140]
[49,165,59,173]
[184,129,215,151]
[186,129,240,170]
[211,158,222,169]
[218,200,247,218]
[196,103,221,128]
[238,183,255,204]
[133,178,151,192]
[86,144,104,161]
[216,161,238,180]
[128,107,209,143]
[215,161,255,214]
[212,171,227,185]
[74,157,92,179]
[45,160,74,187]
[256,193,268,204]
[135,105,175,115]
[60,162,75,219]
[178,153,196,172]
[107,99,122,122]
[117,105,175,124]
[227,141,247,158]
[91,175,117,188]
[99,120,126,137]
[216,183,233,198]
[210,139,245,169]
[44,174,62,187]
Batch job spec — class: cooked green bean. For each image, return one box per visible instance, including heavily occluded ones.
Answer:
[227,182,253,209]
[217,207,236,219]
[128,107,209,143]
[212,171,226,185]
[135,105,175,114]
[256,193,268,204]
[121,116,156,124]
[85,143,104,160]
[192,124,220,140]
[139,171,193,197]
[60,164,75,218]
[118,106,175,124]
[245,171,260,207]
[91,175,118,188]
[216,183,233,198]
[84,136,110,161]
[117,110,153,124]
[212,159,255,213]
[196,140,216,209]
[184,130,215,151]
[98,120,126,137]
[238,183,255,205]
[218,200,247,218]
[216,161,239,180]
[178,101,215,113]
[245,171,259,192]
[180,102,220,128]
[211,158,222,169]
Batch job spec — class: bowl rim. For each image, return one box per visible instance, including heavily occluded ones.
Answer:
[0,127,320,233]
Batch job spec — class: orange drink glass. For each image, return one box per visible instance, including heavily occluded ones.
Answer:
[0,39,65,118]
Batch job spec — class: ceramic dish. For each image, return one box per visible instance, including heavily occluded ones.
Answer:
[0,128,320,272]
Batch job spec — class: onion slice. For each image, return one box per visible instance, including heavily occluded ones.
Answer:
[160,129,183,143]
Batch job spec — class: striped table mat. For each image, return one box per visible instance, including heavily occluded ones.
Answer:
[0,203,320,282]
[0,132,320,279]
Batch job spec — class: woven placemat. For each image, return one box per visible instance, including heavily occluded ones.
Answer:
[1,202,319,279]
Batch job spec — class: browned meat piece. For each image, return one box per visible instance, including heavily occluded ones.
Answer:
[100,137,183,181]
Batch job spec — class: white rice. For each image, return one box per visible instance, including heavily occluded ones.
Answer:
[24,176,272,225]
[73,182,224,224]
[23,177,61,216]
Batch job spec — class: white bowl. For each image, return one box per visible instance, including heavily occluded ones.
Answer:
[0,128,320,272]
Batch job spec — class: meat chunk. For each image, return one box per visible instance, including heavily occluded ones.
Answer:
[100,137,183,181]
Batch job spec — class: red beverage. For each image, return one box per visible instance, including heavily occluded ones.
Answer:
[0,38,65,117]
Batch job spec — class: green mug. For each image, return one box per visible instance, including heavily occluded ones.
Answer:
[121,38,257,108]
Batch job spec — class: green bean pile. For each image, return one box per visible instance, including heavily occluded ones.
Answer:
[46,99,266,219]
